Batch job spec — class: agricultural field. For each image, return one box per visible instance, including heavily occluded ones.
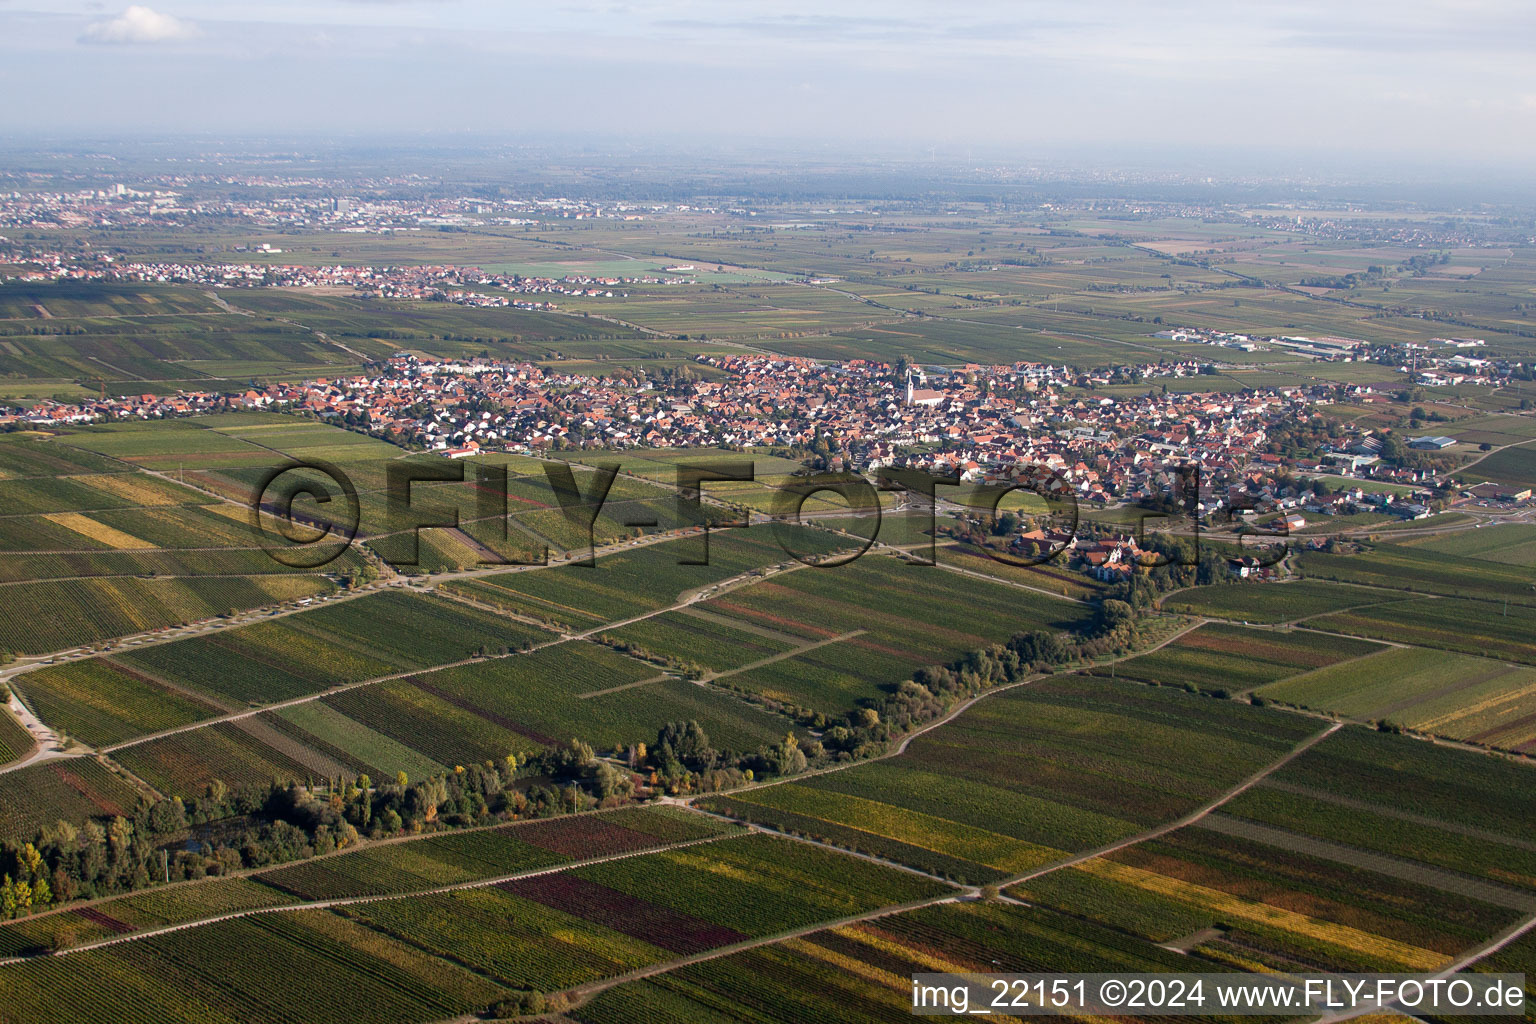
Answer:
[11,658,227,748]
[1013,822,1526,973]
[934,542,1106,600]
[698,553,1095,714]
[0,910,512,1024]
[1093,622,1384,694]
[600,609,799,674]
[703,676,1320,883]
[1161,579,1397,623]
[12,589,555,747]
[12,170,1536,1023]
[105,637,769,796]
[0,758,147,844]
[0,573,336,656]
[1307,595,1536,665]
[1447,414,1536,447]
[254,806,739,900]
[1014,726,1536,974]
[1257,646,1536,750]
[572,900,1215,1024]
[1299,545,1536,606]
[1389,522,1536,567]
[0,877,298,957]
[0,828,951,1023]
[397,641,806,755]
[1460,442,1536,489]
[0,705,34,765]
[440,526,846,629]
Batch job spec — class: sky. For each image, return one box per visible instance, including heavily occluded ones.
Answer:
[3,1,1534,174]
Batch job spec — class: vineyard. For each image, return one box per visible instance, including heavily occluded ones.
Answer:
[0,877,298,956]
[12,659,225,748]
[0,546,366,585]
[413,642,807,753]
[0,827,947,1022]
[1257,646,1536,750]
[99,589,552,710]
[0,911,510,1024]
[0,574,339,656]
[603,609,797,673]
[0,704,34,765]
[704,677,1320,883]
[255,807,739,900]
[1009,724,1536,975]
[0,472,211,516]
[0,436,122,478]
[1306,595,1536,666]
[1391,522,1536,567]
[0,759,146,844]
[572,900,1208,1024]
[1095,622,1384,694]
[1015,823,1524,974]
[112,720,333,796]
[1300,546,1536,607]
[1162,579,1395,623]
[701,554,1094,712]
[440,527,842,629]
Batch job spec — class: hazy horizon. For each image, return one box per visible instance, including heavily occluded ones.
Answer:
[2,1,1533,179]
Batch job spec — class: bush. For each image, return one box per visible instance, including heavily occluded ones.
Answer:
[488,990,546,1018]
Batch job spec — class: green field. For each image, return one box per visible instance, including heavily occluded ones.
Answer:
[12,590,555,746]
[699,555,1095,714]
[0,829,948,1023]
[0,758,147,844]
[1096,622,1384,694]
[1009,726,1536,974]
[1299,546,1536,606]
[1258,646,1536,751]
[703,676,1320,884]
[572,899,1206,1024]
[1307,595,1536,666]
[1390,522,1536,567]
[1162,579,1397,623]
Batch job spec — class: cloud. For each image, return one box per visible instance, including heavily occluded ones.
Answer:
[80,6,200,45]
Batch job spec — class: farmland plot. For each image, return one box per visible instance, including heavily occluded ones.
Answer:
[255,806,740,900]
[1162,579,1396,622]
[0,759,146,844]
[0,704,35,765]
[1308,596,1536,665]
[1096,622,1383,694]
[0,574,334,656]
[1013,822,1524,973]
[0,911,510,1024]
[107,589,550,710]
[442,526,847,629]
[704,676,1319,883]
[572,900,1210,1024]
[415,642,806,754]
[703,555,1094,712]
[1301,546,1536,606]
[1258,646,1536,750]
